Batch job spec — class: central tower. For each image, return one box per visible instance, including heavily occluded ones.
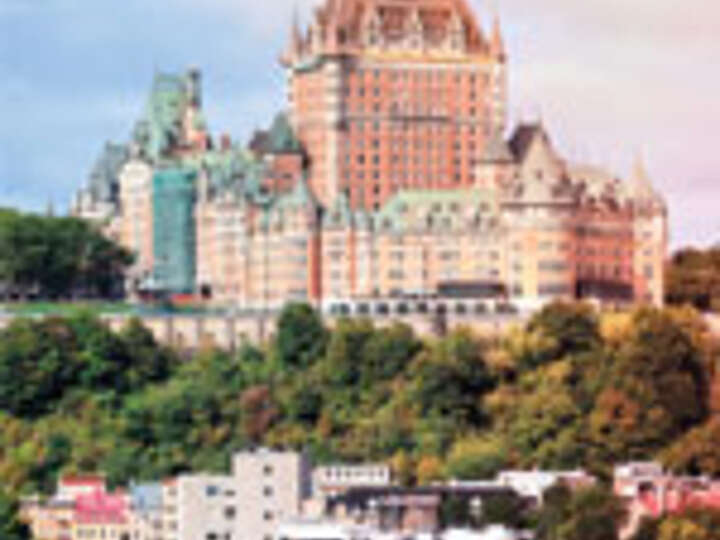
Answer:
[282,0,507,209]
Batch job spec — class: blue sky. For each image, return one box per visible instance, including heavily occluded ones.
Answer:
[1,0,718,249]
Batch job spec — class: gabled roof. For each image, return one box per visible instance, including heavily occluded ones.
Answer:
[268,175,320,214]
[267,113,302,154]
[88,142,129,201]
[323,189,354,227]
[480,131,514,164]
[248,114,303,157]
[508,123,545,162]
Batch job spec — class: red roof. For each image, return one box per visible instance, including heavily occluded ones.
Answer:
[60,475,106,487]
[74,490,128,525]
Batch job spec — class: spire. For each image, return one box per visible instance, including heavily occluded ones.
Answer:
[291,5,303,52]
[629,151,656,200]
[282,5,304,64]
[490,13,505,59]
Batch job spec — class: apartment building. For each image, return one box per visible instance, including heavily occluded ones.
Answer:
[234,449,312,540]
[614,462,720,539]
[313,464,392,499]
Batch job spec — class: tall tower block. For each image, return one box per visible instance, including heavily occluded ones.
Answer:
[282,0,508,210]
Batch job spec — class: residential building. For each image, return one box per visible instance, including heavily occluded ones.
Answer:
[234,449,313,540]
[313,464,393,499]
[130,482,166,540]
[614,462,720,539]
[495,469,596,505]
[72,488,132,540]
[274,519,380,540]
[326,484,519,534]
[174,473,239,540]
[21,475,129,540]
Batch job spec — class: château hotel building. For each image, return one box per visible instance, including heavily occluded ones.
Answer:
[73,0,667,314]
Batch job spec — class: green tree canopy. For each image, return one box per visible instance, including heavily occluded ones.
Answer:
[271,303,328,369]
[0,208,132,300]
[0,488,29,540]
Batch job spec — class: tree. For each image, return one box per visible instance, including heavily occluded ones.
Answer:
[0,209,132,300]
[630,518,661,540]
[657,508,720,540]
[0,315,179,417]
[535,484,625,540]
[416,455,444,485]
[272,303,328,369]
[588,308,709,461]
[0,318,78,417]
[409,329,495,429]
[666,247,720,312]
[480,492,529,530]
[663,418,720,476]
[445,435,508,480]
[523,301,601,369]
[0,488,29,540]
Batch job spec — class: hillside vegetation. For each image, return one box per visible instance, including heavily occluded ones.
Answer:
[666,246,720,312]
[0,302,719,500]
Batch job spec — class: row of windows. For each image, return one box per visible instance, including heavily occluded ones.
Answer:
[349,68,490,85]
[329,301,518,317]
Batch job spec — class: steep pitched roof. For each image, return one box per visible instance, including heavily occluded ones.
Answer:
[324,189,354,227]
[480,131,514,164]
[310,0,488,54]
[88,142,129,202]
[508,123,544,162]
[249,114,303,156]
[509,122,565,182]
[266,113,302,154]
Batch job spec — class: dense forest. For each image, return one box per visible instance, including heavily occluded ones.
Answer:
[0,209,133,300]
[1,302,720,537]
[666,246,720,312]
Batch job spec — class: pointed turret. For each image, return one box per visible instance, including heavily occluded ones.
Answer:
[282,7,304,64]
[629,152,657,201]
[490,14,505,60]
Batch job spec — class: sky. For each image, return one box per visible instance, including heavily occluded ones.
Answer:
[0,0,718,249]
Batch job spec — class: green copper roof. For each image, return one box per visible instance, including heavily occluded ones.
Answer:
[266,113,302,154]
[323,190,353,227]
[262,175,320,228]
[374,188,498,233]
[88,142,129,202]
[132,71,204,162]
